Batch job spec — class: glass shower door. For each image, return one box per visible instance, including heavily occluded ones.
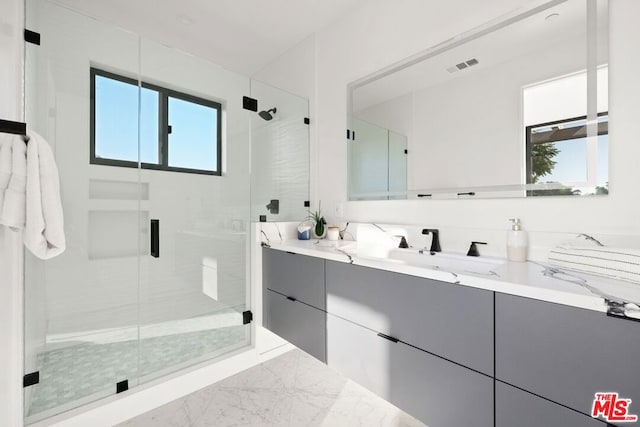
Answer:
[136,37,252,384]
[23,2,253,423]
[23,0,143,422]
[250,80,310,222]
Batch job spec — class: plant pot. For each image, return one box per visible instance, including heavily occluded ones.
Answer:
[313,222,326,239]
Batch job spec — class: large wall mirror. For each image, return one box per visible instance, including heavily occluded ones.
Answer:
[348,0,608,200]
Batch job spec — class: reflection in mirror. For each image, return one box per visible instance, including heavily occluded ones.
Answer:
[348,118,407,200]
[348,0,608,200]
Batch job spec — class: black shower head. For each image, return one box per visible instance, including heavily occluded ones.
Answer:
[258,107,277,121]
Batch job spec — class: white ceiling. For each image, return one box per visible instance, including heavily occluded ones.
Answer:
[50,0,362,76]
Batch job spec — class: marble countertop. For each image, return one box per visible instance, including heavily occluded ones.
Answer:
[264,239,640,314]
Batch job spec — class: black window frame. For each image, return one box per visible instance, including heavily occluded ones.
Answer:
[90,67,223,176]
[525,111,609,185]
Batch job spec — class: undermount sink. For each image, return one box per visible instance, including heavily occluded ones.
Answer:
[387,249,504,274]
[342,244,504,275]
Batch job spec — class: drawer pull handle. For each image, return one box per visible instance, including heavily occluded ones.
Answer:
[286,296,297,302]
[377,333,399,343]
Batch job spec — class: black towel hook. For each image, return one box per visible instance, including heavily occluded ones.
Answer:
[0,119,28,143]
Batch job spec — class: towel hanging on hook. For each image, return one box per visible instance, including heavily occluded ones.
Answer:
[0,119,28,143]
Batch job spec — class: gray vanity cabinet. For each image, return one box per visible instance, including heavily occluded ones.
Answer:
[262,248,327,362]
[325,260,494,375]
[496,293,640,425]
[327,313,494,427]
[262,248,325,310]
[264,289,326,362]
[496,381,606,427]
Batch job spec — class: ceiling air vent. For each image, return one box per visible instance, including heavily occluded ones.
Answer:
[447,58,479,73]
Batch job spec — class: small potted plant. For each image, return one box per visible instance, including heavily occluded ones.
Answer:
[308,202,326,239]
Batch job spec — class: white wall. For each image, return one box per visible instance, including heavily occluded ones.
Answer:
[0,0,25,424]
[306,0,640,250]
[356,92,413,139]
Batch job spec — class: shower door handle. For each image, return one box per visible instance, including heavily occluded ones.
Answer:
[150,219,159,258]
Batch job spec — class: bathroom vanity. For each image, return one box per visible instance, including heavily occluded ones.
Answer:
[262,243,640,427]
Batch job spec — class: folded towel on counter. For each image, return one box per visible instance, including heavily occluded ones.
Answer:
[0,136,27,229]
[549,236,640,285]
[23,130,66,259]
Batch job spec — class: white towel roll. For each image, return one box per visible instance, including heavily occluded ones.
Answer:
[0,139,27,229]
[0,138,13,211]
[23,130,66,259]
[549,238,640,285]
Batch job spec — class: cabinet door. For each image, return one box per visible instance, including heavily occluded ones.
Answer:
[262,248,325,310]
[496,293,640,425]
[496,381,605,427]
[265,289,326,362]
[326,260,493,375]
[327,313,493,427]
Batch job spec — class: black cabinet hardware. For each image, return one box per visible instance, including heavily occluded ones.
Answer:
[377,332,399,343]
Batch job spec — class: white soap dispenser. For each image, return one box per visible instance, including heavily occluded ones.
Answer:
[507,218,528,262]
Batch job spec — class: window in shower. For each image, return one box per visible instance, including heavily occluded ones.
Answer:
[90,67,222,175]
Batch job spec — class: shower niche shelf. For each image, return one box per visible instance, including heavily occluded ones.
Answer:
[89,179,149,201]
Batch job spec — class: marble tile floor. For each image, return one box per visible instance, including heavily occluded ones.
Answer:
[119,349,426,427]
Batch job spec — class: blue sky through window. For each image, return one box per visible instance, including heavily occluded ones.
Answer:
[168,97,217,171]
[95,75,159,164]
[94,72,219,173]
[538,135,608,187]
[95,75,138,162]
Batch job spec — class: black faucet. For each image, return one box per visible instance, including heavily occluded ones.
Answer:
[421,229,441,252]
[467,241,487,257]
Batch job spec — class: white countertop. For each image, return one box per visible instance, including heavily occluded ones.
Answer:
[264,239,640,314]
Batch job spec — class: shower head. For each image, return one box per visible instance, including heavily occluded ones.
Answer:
[258,107,277,121]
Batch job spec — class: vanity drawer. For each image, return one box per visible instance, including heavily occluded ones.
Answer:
[327,313,493,427]
[264,289,326,362]
[262,248,325,310]
[496,293,640,426]
[496,381,605,427]
[325,260,494,375]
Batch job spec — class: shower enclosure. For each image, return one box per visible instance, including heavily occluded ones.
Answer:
[23,0,309,423]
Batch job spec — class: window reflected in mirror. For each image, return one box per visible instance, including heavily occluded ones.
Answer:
[523,67,608,196]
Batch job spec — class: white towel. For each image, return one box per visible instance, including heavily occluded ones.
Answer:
[23,130,66,259]
[0,137,27,229]
[549,236,640,285]
[0,138,13,211]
